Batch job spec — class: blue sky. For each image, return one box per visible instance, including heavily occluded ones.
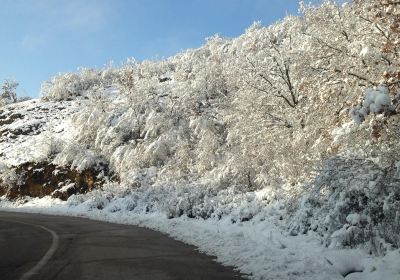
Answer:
[0,0,304,98]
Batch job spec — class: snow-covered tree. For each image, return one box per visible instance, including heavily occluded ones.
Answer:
[0,79,18,106]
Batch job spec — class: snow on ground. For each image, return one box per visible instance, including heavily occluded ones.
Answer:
[0,99,81,167]
[1,190,398,280]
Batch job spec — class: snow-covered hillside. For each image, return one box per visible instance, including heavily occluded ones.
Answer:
[1,0,400,279]
[0,99,80,166]
[0,99,113,199]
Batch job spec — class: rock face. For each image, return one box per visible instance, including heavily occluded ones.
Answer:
[0,162,114,201]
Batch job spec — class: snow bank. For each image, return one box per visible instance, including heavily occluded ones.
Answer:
[1,188,399,280]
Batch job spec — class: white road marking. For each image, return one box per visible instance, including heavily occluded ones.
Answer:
[0,218,59,280]
[19,224,59,280]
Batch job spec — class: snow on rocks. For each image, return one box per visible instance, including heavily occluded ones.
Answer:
[0,99,81,167]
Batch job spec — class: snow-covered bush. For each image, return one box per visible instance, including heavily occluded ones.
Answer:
[289,157,400,254]
[0,79,18,106]
[41,67,117,101]
[0,163,24,188]
[350,85,394,124]
[53,143,108,172]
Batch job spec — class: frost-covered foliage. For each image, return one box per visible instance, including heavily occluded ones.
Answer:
[40,67,117,101]
[0,163,23,188]
[2,0,400,257]
[351,85,394,123]
[53,143,107,172]
[289,157,400,254]
[0,79,18,106]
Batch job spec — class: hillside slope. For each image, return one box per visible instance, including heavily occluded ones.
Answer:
[1,1,400,279]
[0,99,78,166]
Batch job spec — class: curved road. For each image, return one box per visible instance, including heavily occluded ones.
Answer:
[0,212,244,280]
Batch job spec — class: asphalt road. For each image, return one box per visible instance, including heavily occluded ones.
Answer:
[0,212,244,280]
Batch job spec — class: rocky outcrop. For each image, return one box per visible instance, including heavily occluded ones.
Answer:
[0,161,116,201]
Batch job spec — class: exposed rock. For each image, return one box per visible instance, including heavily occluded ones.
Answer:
[0,161,117,201]
[0,112,24,126]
